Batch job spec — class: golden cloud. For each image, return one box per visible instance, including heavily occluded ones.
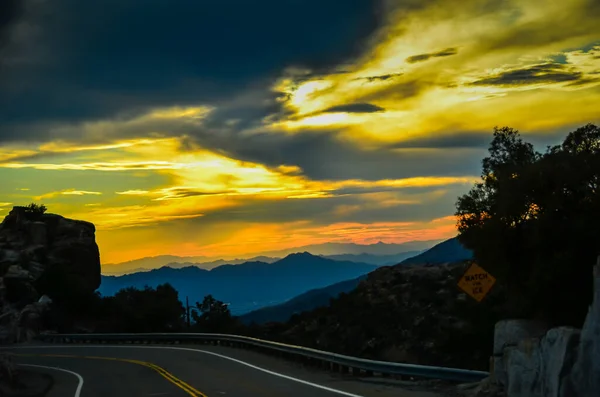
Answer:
[269,1,600,144]
[10,136,476,231]
[35,189,102,200]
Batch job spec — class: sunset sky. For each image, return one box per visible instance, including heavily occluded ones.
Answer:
[1,0,599,265]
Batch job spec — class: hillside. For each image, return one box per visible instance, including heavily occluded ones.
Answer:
[247,260,507,371]
[399,237,472,265]
[98,253,377,315]
[238,275,367,325]
[238,238,465,324]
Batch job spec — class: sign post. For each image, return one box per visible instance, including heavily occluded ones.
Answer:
[458,263,496,302]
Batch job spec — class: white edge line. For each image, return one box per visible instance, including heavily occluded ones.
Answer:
[11,345,364,397]
[18,363,84,397]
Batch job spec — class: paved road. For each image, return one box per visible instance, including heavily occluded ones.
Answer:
[8,343,445,397]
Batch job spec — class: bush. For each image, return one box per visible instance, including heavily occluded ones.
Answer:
[22,203,47,220]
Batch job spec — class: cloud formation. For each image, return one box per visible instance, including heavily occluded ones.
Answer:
[405,47,458,64]
[322,103,386,113]
[470,63,583,86]
[1,0,599,264]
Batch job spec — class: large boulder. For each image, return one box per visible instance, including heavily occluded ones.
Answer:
[493,319,549,387]
[0,206,101,297]
[495,256,600,397]
[568,257,600,397]
[0,206,101,343]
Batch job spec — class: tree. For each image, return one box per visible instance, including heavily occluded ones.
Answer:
[456,124,600,327]
[107,283,185,332]
[22,203,47,220]
[191,295,236,332]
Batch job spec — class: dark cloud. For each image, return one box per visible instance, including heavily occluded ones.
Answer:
[0,0,386,131]
[322,103,385,113]
[0,112,484,182]
[191,129,483,181]
[185,185,463,226]
[479,2,600,53]
[360,79,429,103]
[566,77,600,87]
[388,132,492,149]
[0,0,22,51]
[386,125,578,153]
[355,73,403,83]
[405,47,458,64]
[154,188,233,200]
[470,63,583,86]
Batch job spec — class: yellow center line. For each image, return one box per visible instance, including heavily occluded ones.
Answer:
[12,353,207,397]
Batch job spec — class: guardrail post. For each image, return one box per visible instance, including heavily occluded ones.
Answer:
[351,367,361,376]
[340,365,349,374]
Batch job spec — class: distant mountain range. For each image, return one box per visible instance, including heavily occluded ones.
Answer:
[258,240,442,257]
[102,255,212,275]
[98,252,378,315]
[238,237,473,324]
[101,239,441,275]
[320,251,423,266]
[399,237,472,265]
[102,256,280,275]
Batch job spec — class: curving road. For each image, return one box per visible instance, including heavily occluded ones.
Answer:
[7,343,445,397]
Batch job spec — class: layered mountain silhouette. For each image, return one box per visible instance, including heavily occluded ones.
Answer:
[98,253,377,314]
[101,239,440,275]
[102,255,280,275]
[238,237,473,324]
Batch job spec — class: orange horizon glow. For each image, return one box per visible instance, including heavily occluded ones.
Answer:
[96,216,459,265]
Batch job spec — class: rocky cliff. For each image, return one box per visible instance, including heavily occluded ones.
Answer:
[492,256,600,397]
[248,261,508,371]
[0,205,101,342]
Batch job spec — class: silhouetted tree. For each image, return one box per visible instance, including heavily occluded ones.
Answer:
[103,283,185,332]
[456,124,600,327]
[43,283,186,333]
[191,294,237,332]
[22,203,47,220]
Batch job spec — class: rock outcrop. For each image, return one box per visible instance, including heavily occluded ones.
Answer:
[0,206,101,342]
[493,256,600,397]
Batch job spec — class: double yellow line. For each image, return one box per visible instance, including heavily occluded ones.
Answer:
[13,353,206,397]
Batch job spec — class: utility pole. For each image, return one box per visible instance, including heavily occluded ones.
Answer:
[185,296,191,329]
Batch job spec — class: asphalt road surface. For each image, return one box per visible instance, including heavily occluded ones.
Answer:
[6,343,446,397]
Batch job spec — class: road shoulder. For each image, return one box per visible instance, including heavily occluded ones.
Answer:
[0,369,54,397]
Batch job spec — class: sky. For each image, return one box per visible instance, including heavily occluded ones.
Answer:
[1,0,599,265]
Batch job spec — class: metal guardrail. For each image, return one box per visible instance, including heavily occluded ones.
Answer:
[37,332,489,383]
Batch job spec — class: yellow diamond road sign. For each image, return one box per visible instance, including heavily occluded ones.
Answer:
[458,263,496,302]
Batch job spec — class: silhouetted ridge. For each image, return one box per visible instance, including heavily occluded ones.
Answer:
[99,253,376,315]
